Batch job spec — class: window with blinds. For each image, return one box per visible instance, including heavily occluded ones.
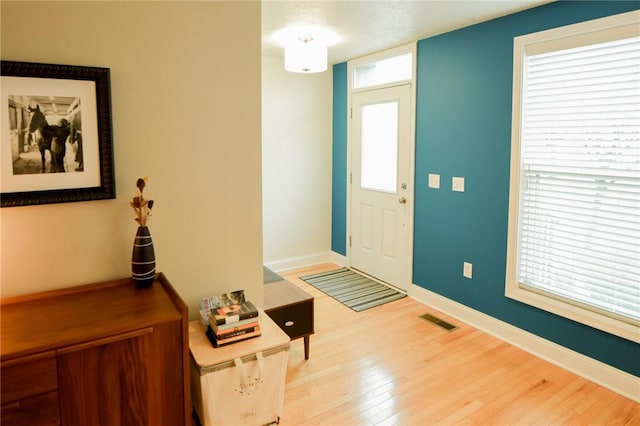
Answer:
[506,10,640,342]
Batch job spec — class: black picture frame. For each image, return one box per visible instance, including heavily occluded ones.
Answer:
[1,60,115,207]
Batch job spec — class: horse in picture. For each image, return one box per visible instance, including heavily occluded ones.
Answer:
[28,105,71,173]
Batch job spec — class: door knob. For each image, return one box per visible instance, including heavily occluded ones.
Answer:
[398,197,407,204]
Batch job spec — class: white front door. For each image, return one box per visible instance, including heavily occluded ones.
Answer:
[350,84,412,290]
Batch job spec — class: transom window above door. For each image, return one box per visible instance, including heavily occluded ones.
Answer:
[353,52,413,90]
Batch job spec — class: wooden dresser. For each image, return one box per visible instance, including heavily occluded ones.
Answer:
[0,273,190,426]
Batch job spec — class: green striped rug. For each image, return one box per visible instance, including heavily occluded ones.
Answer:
[300,267,406,312]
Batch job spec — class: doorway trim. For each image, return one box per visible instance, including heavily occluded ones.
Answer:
[346,42,417,291]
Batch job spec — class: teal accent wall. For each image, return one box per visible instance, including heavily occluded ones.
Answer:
[331,1,640,375]
[332,62,348,255]
[414,1,639,375]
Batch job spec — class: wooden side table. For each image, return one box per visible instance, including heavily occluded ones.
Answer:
[264,279,314,360]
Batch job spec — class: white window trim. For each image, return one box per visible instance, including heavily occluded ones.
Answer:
[349,43,416,93]
[505,10,640,343]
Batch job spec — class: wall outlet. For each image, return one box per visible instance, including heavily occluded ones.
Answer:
[428,173,440,189]
[463,262,473,279]
[452,177,465,192]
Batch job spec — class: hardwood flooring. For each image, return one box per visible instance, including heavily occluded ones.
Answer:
[277,263,639,425]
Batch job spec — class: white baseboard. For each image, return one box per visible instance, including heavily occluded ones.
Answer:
[329,251,348,267]
[409,284,640,402]
[265,251,345,272]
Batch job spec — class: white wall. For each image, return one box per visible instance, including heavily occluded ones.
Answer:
[0,1,263,317]
[261,56,333,269]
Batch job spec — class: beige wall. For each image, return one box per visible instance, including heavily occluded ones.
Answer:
[261,56,332,269]
[0,1,263,318]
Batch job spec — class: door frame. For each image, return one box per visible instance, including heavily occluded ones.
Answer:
[346,42,417,291]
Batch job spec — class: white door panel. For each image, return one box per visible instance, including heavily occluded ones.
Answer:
[360,202,374,251]
[382,208,397,260]
[350,85,412,290]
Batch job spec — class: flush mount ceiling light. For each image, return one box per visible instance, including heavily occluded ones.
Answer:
[284,37,328,73]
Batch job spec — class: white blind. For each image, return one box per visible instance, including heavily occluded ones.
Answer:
[518,35,640,324]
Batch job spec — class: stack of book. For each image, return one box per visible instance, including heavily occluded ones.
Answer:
[200,291,261,347]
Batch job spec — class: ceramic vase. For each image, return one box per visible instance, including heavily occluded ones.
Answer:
[132,226,156,288]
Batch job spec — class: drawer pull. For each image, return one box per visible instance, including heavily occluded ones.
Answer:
[284,320,295,327]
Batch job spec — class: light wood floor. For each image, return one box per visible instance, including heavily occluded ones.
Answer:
[278,263,639,425]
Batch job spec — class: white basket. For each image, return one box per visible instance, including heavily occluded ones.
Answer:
[192,346,289,426]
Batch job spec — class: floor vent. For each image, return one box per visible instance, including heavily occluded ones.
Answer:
[420,313,457,331]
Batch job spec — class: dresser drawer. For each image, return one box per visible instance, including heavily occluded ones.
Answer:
[265,300,313,340]
[1,391,59,426]
[1,353,57,405]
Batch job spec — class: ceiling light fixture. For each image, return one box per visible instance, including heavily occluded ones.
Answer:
[284,37,328,73]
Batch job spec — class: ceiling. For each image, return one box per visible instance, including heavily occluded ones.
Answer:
[262,0,553,65]
[25,96,75,119]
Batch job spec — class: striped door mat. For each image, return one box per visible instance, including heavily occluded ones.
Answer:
[300,267,406,312]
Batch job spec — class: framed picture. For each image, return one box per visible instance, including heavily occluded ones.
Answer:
[1,60,115,207]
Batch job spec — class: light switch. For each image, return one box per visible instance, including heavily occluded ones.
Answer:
[452,177,465,192]
[428,173,440,189]
[463,262,473,279]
